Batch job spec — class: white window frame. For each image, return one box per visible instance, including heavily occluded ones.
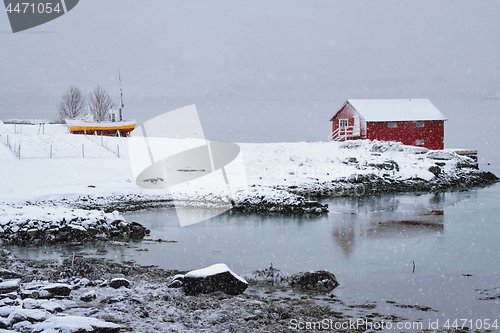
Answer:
[387,122,397,128]
[416,121,425,128]
[339,119,348,128]
[415,139,425,145]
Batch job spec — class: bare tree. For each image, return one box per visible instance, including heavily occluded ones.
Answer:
[57,86,85,123]
[88,85,113,122]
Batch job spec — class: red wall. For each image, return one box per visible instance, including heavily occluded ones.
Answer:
[366,120,444,150]
[331,104,366,136]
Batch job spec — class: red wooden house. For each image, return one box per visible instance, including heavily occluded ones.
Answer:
[329,99,447,150]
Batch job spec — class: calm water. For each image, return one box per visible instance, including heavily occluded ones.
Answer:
[10,184,500,324]
[13,184,500,279]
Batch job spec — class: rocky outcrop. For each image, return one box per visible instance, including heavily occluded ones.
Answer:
[231,187,328,215]
[0,209,150,246]
[282,170,499,199]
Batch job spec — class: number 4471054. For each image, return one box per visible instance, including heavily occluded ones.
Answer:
[444,319,498,330]
[5,2,62,14]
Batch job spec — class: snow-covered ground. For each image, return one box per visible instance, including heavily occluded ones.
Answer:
[0,123,495,230]
[0,123,488,206]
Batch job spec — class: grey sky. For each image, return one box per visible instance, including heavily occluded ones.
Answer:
[1,1,499,145]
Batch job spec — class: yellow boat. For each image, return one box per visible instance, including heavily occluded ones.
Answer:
[65,118,136,136]
[66,72,135,136]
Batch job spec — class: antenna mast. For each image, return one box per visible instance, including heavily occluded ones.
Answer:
[119,71,124,121]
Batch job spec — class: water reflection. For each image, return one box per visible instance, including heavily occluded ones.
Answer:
[7,190,482,274]
[328,192,473,258]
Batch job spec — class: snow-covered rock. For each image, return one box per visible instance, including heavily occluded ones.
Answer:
[40,301,64,314]
[0,207,150,246]
[4,308,48,326]
[0,281,20,294]
[182,263,248,296]
[79,291,96,303]
[290,270,339,292]
[31,316,121,333]
[109,278,130,289]
[0,269,22,280]
[39,284,72,299]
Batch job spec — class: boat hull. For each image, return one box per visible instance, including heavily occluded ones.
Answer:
[65,119,136,136]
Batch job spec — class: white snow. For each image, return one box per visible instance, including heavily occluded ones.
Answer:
[0,123,479,214]
[185,263,248,284]
[41,283,72,291]
[344,99,448,122]
[31,315,121,333]
[0,280,20,289]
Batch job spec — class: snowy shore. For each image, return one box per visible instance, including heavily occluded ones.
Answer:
[0,249,489,333]
[0,124,498,243]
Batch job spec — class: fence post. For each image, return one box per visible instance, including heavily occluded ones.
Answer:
[6,135,8,147]
[101,134,103,146]
[18,144,21,159]
[117,145,120,158]
[50,145,52,158]
[82,144,84,158]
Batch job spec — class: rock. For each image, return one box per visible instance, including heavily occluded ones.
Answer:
[0,280,20,294]
[21,299,39,310]
[39,283,72,298]
[19,290,39,300]
[0,306,16,318]
[182,263,248,296]
[5,309,47,326]
[109,278,130,289]
[290,270,339,292]
[0,269,22,280]
[0,298,17,306]
[73,278,92,289]
[80,291,97,302]
[167,275,183,288]
[12,320,33,333]
[428,165,441,177]
[40,301,64,313]
[0,293,17,301]
[427,151,455,160]
[99,296,123,304]
[129,222,150,240]
[31,316,121,333]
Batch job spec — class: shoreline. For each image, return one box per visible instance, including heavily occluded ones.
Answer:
[1,167,497,246]
[0,250,491,333]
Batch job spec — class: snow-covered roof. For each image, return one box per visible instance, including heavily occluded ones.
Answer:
[334,99,447,122]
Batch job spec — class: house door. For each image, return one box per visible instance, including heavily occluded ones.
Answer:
[353,116,360,136]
